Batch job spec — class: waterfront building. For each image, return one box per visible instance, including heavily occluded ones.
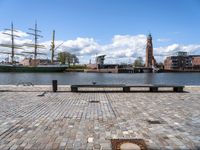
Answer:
[145,34,156,67]
[164,51,200,70]
[192,56,200,69]
[96,55,106,69]
[86,55,133,73]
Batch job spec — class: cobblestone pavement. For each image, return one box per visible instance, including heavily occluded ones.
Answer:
[0,86,199,149]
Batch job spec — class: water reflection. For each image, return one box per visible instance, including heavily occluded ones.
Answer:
[144,73,155,84]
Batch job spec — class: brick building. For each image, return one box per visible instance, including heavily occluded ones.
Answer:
[164,51,200,70]
[192,56,200,69]
[146,34,156,67]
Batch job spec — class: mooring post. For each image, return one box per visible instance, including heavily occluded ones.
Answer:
[52,80,57,92]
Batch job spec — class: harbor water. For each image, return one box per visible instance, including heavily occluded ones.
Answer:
[0,72,200,85]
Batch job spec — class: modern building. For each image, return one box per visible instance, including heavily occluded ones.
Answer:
[145,34,156,67]
[86,55,132,73]
[96,55,106,69]
[164,51,200,70]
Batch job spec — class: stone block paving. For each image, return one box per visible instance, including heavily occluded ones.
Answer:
[0,87,199,149]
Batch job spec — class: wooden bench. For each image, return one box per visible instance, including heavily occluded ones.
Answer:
[124,84,184,92]
[71,84,126,92]
[71,84,184,92]
[125,84,156,92]
[152,84,184,92]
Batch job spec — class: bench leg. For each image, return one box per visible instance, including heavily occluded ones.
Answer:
[150,87,158,92]
[71,87,78,92]
[123,87,130,92]
[173,87,183,92]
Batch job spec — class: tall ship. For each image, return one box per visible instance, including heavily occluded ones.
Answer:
[0,22,68,72]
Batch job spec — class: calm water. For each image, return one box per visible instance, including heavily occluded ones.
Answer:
[0,72,199,85]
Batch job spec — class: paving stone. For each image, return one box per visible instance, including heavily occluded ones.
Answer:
[0,86,199,149]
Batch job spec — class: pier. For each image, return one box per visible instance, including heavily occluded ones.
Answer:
[0,85,199,149]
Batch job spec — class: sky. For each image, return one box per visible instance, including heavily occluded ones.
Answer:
[0,0,200,64]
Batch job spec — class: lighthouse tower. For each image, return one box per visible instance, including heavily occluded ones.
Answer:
[145,34,155,67]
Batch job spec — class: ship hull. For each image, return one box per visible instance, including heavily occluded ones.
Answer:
[0,65,67,72]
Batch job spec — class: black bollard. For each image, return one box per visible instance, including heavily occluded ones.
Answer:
[52,80,57,92]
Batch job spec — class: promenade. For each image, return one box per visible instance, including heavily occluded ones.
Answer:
[0,86,199,149]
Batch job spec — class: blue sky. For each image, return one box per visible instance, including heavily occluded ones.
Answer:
[0,0,200,63]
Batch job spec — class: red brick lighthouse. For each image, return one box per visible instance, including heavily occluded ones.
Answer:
[145,34,156,67]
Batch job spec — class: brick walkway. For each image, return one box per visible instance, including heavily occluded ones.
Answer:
[0,86,199,149]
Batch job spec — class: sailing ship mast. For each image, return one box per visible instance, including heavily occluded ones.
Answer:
[22,22,46,66]
[0,22,23,64]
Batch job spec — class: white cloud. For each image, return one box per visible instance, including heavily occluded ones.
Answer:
[101,34,146,63]
[154,44,200,62]
[155,44,200,56]
[62,38,100,55]
[0,30,200,64]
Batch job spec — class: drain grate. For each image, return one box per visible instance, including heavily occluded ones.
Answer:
[147,120,162,124]
[89,100,100,103]
[111,139,147,150]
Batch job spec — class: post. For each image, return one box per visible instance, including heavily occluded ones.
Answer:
[52,80,57,92]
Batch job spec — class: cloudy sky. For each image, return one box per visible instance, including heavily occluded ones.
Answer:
[0,0,200,64]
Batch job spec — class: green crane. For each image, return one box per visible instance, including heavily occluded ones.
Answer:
[50,30,64,64]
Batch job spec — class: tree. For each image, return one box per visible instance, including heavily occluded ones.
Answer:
[57,52,68,65]
[57,51,79,66]
[133,57,144,67]
[156,62,164,69]
[71,54,79,66]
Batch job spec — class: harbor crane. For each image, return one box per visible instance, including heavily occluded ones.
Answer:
[50,30,64,64]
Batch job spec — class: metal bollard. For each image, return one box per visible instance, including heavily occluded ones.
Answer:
[52,80,57,92]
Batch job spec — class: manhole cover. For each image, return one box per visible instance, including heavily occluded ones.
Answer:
[89,100,100,103]
[111,139,147,150]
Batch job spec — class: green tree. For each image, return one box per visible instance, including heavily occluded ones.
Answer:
[57,52,79,66]
[57,52,68,65]
[133,57,144,67]
[71,54,79,66]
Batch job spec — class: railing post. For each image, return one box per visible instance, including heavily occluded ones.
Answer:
[52,80,57,92]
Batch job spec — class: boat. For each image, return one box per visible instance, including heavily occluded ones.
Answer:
[0,22,68,72]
